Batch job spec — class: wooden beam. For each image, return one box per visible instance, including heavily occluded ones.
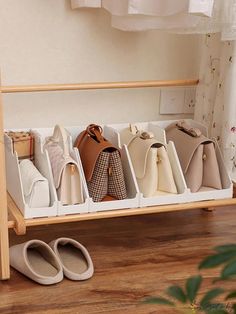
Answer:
[0,77,10,279]
[7,196,236,230]
[7,194,26,235]
[1,79,199,93]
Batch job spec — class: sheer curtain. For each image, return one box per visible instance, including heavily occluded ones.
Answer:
[194,34,236,179]
[71,0,236,178]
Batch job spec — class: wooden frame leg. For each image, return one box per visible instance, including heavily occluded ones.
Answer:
[0,86,10,280]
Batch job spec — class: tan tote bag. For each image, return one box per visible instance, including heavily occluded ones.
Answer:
[120,126,177,197]
[165,121,222,193]
[44,125,84,205]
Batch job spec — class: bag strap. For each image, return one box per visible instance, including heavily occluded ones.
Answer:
[86,124,105,142]
[75,124,105,149]
[176,121,201,137]
[166,120,201,138]
[46,125,70,157]
[74,124,118,181]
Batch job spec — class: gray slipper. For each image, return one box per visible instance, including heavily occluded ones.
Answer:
[49,237,94,281]
[10,240,63,285]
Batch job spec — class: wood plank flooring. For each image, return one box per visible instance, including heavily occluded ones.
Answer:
[1,206,236,314]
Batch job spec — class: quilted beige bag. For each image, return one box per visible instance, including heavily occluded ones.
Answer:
[120,125,177,197]
[165,121,222,193]
[44,125,84,205]
[19,159,50,208]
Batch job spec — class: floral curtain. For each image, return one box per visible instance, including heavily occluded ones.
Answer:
[194,33,236,179]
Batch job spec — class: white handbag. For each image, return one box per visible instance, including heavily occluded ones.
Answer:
[120,126,177,197]
[19,159,50,208]
[44,125,84,206]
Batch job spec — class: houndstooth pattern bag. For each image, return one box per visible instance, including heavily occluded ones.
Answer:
[74,124,127,202]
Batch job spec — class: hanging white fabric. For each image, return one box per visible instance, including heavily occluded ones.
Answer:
[188,0,215,17]
[102,0,189,17]
[71,0,217,32]
[71,0,101,9]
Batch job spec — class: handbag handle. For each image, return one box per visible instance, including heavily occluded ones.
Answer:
[86,124,105,143]
[176,121,201,137]
[46,125,70,156]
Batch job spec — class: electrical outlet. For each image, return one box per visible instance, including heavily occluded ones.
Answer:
[183,88,196,114]
[159,88,185,114]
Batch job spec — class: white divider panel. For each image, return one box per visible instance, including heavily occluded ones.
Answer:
[106,123,188,207]
[33,128,89,215]
[4,132,57,219]
[151,119,233,202]
[65,125,139,212]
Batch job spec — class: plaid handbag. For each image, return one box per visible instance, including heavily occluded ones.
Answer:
[74,124,127,202]
[6,131,34,161]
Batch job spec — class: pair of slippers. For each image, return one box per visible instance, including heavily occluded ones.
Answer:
[10,237,94,285]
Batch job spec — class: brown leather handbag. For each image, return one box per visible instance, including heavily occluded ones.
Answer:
[166,121,222,193]
[74,124,127,202]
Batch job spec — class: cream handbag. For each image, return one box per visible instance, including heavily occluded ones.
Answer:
[120,126,177,197]
[166,120,222,193]
[44,125,84,206]
[19,159,50,208]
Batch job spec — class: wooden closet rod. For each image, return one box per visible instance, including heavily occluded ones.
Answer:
[1,79,199,93]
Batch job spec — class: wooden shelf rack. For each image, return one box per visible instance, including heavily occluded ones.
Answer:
[2,77,235,280]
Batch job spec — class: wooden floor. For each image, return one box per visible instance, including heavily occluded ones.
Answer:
[1,206,236,314]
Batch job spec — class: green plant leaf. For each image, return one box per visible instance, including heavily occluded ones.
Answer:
[226,291,236,300]
[204,302,227,313]
[186,275,202,303]
[220,260,236,279]
[199,251,236,269]
[215,244,236,253]
[166,285,187,303]
[200,288,225,308]
[143,297,174,306]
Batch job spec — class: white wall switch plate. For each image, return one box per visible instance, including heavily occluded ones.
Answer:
[183,88,196,114]
[160,88,185,114]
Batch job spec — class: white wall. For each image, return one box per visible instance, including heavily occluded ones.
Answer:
[0,0,201,129]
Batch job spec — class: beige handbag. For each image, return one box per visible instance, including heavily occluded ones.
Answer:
[44,125,84,205]
[19,159,50,208]
[120,126,177,197]
[166,121,222,193]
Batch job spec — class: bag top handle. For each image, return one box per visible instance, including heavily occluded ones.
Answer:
[46,125,70,157]
[86,124,105,143]
[176,121,201,137]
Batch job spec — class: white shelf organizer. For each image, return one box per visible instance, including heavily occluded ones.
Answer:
[66,125,139,212]
[105,122,188,207]
[32,128,90,216]
[151,119,233,202]
[7,78,236,282]
[4,131,57,219]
